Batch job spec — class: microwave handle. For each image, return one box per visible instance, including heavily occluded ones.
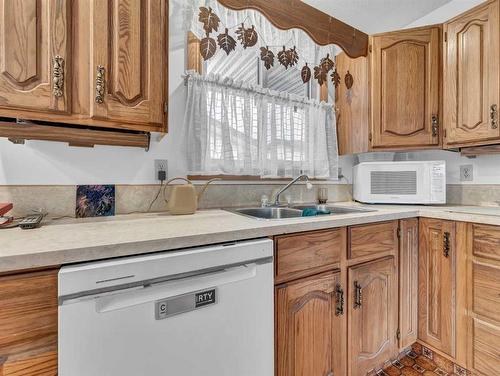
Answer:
[94,263,258,313]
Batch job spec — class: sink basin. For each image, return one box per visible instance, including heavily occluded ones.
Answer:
[230,207,303,219]
[227,205,376,220]
[290,205,376,214]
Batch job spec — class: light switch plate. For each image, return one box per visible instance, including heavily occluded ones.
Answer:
[460,164,473,182]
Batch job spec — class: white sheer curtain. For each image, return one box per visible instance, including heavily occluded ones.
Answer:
[184,73,338,179]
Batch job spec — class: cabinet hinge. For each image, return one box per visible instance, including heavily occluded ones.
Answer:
[368,132,372,142]
[444,129,447,138]
[369,45,372,53]
[396,328,401,341]
[164,102,168,113]
[397,228,401,238]
[444,32,448,43]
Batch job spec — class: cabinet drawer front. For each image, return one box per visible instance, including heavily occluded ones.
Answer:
[473,261,500,322]
[473,224,500,261]
[275,229,344,283]
[349,221,398,260]
[472,319,500,376]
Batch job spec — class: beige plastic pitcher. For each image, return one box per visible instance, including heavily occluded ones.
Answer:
[163,177,219,215]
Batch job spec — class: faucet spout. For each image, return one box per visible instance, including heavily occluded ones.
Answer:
[273,174,311,207]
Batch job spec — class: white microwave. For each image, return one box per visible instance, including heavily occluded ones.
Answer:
[353,161,446,204]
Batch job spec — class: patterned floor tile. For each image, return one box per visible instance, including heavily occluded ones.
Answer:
[412,364,426,373]
[379,342,471,376]
[400,356,416,367]
[434,368,449,376]
[415,356,437,370]
[422,346,434,360]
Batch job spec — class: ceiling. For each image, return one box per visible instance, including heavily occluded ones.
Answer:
[302,0,453,34]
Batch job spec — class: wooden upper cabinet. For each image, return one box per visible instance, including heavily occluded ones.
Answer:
[335,53,370,155]
[276,271,344,376]
[418,218,456,357]
[370,26,441,149]
[444,0,500,147]
[0,0,71,113]
[90,0,167,129]
[348,257,398,376]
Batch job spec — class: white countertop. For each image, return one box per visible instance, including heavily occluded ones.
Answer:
[1,203,500,274]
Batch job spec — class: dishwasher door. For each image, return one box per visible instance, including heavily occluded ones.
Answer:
[58,239,274,376]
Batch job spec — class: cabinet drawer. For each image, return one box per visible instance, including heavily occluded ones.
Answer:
[473,261,500,322]
[472,319,500,376]
[349,221,398,260]
[275,228,345,283]
[473,224,500,261]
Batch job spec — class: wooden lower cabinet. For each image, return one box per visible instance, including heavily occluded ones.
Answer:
[398,218,419,349]
[348,257,399,376]
[468,223,500,376]
[0,269,58,376]
[418,218,456,357]
[275,271,344,376]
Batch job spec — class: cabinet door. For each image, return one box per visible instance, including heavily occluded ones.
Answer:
[276,272,344,376]
[468,223,500,375]
[336,53,369,155]
[370,27,441,149]
[91,0,167,129]
[399,218,419,349]
[444,0,500,146]
[418,218,456,357]
[348,257,398,376]
[0,269,58,376]
[0,0,70,113]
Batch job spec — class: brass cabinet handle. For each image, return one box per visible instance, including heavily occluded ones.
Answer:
[432,115,439,137]
[335,283,344,316]
[491,104,498,129]
[354,281,362,309]
[443,231,450,258]
[326,371,333,376]
[53,55,65,98]
[95,65,105,103]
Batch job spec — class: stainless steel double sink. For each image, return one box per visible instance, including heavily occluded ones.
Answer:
[227,205,375,220]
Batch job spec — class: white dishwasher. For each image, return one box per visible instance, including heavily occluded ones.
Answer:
[58,239,274,376]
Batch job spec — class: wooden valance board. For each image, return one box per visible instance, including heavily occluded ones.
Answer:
[217,0,369,58]
[0,121,150,150]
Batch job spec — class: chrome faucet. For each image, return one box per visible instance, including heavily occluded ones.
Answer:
[272,174,312,207]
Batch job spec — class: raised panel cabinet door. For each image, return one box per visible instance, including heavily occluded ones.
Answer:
[399,218,419,349]
[0,269,58,376]
[444,0,500,146]
[348,257,398,376]
[0,0,70,113]
[418,218,456,357]
[91,0,167,130]
[370,26,441,149]
[276,271,344,376]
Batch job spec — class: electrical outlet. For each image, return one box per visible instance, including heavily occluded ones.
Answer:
[460,164,473,182]
[154,159,168,181]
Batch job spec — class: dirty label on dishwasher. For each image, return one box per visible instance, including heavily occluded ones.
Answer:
[155,288,217,320]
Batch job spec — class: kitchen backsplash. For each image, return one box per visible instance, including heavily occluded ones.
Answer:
[1,183,498,218]
[0,184,353,218]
